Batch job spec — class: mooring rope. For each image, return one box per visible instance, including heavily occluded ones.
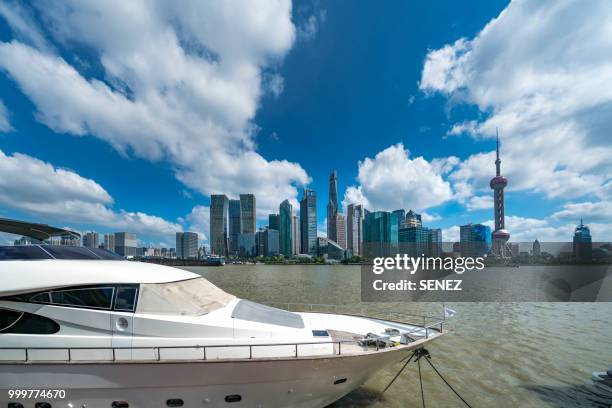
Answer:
[381,347,473,408]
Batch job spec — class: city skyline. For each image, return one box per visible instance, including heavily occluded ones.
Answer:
[0,1,610,248]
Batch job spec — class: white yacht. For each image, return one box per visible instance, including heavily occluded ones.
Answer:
[0,219,445,408]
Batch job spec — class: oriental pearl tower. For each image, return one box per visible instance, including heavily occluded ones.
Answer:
[490,130,511,258]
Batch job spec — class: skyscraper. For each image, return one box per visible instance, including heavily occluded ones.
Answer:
[532,239,541,256]
[573,219,592,261]
[392,209,405,230]
[82,231,99,248]
[399,225,429,256]
[490,131,511,257]
[300,188,317,255]
[210,194,229,256]
[103,233,115,252]
[176,231,198,259]
[115,232,137,257]
[334,213,346,249]
[268,214,280,231]
[403,210,422,228]
[347,204,364,256]
[291,214,301,255]
[363,211,398,258]
[327,170,339,243]
[228,199,242,256]
[460,224,491,257]
[239,194,256,235]
[279,200,292,257]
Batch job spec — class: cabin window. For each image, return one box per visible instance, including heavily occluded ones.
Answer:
[50,287,114,309]
[0,308,59,334]
[114,287,138,312]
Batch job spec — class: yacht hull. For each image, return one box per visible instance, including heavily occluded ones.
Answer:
[1,347,413,408]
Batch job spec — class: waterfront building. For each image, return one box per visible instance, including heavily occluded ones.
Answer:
[429,228,442,257]
[255,229,266,256]
[392,209,405,230]
[82,232,99,249]
[279,200,292,257]
[238,233,256,258]
[268,214,280,231]
[347,204,364,256]
[210,194,229,256]
[228,199,242,256]
[239,194,256,234]
[326,170,340,243]
[176,231,198,259]
[317,237,345,261]
[263,228,279,257]
[532,239,541,256]
[115,232,137,257]
[402,210,422,228]
[490,131,511,258]
[573,219,592,261]
[291,214,301,255]
[334,213,346,249]
[300,188,317,255]
[103,233,115,252]
[399,225,429,256]
[459,224,491,257]
[363,211,398,258]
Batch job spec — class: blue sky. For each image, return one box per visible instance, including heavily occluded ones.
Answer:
[0,0,610,246]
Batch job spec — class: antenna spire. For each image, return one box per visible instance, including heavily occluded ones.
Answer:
[495,128,501,176]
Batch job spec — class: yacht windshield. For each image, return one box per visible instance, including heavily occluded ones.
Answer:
[137,277,235,316]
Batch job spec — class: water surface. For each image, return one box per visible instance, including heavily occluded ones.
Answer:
[182,264,612,408]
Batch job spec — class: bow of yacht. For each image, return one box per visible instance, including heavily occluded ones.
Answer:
[0,221,445,408]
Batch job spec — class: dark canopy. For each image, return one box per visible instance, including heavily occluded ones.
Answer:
[0,218,80,241]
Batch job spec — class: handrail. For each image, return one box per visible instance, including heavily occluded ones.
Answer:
[0,323,444,363]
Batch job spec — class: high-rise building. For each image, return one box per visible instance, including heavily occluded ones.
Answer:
[347,204,364,256]
[490,131,511,258]
[532,239,541,256]
[334,213,346,249]
[176,231,198,259]
[268,214,280,231]
[300,188,317,255]
[238,233,256,258]
[258,228,279,257]
[103,233,115,252]
[392,209,406,230]
[363,211,398,258]
[228,199,242,256]
[291,214,301,255]
[115,232,137,257]
[316,237,346,260]
[326,170,339,243]
[402,210,422,228]
[240,194,256,234]
[210,194,229,256]
[82,232,99,248]
[399,225,429,256]
[429,228,443,257]
[460,224,491,257]
[279,200,292,257]
[573,219,592,262]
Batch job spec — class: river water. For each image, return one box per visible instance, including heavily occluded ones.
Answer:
[181,264,612,408]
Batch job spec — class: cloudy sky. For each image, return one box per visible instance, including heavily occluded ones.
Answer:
[0,0,610,246]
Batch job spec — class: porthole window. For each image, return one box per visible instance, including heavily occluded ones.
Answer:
[111,402,129,408]
[224,395,242,403]
[0,308,59,335]
[166,399,184,407]
[34,403,51,408]
[7,402,24,408]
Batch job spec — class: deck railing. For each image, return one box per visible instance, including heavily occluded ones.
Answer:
[0,305,445,363]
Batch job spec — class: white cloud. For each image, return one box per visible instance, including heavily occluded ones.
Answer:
[0,99,12,132]
[0,0,308,216]
[552,201,612,223]
[185,205,210,243]
[420,0,612,201]
[441,225,459,242]
[0,149,181,237]
[342,143,453,212]
[466,195,493,211]
[0,0,51,51]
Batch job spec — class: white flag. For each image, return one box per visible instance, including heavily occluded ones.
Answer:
[444,306,457,319]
